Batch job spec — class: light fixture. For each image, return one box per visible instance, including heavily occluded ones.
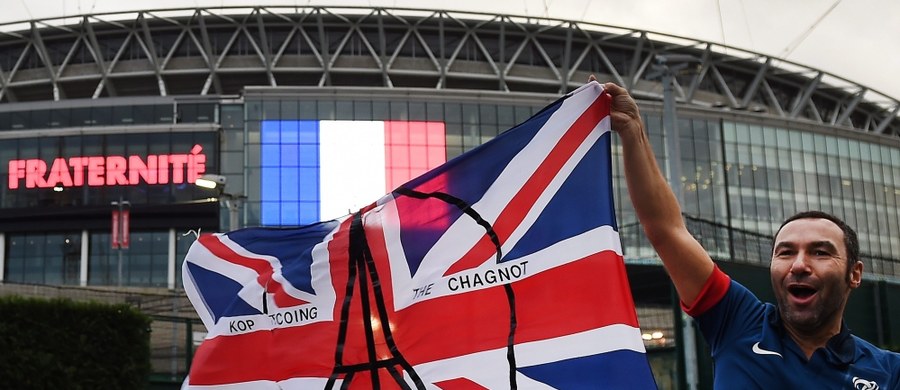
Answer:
[196,174,227,189]
[193,173,244,231]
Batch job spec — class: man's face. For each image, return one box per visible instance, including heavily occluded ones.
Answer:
[770,218,862,333]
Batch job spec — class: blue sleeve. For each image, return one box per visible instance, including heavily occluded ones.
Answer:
[694,280,767,354]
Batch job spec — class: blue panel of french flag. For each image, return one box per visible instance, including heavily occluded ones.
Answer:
[260,120,446,226]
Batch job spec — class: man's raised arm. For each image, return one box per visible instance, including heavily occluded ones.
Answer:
[603,81,715,307]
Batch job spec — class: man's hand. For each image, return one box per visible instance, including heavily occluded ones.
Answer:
[603,82,643,137]
[588,76,643,138]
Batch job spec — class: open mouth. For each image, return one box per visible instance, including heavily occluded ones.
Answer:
[787,285,817,299]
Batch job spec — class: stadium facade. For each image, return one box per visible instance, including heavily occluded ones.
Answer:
[0,6,898,388]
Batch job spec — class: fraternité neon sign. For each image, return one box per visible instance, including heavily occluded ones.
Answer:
[7,144,207,189]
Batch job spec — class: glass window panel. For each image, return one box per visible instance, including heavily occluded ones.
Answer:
[221,104,244,130]
[246,101,263,120]
[133,105,154,124]
[446,146,464,160]
[372,101,389,121]
[221,151,244,175]
[92,106,112,126]
[125,133,149,157]
[262,101,280,120]
[813,133,826,153]
[735,123,751,144]
[444,103,461,124]
[748,124,763,145]
[31,109,52,129]
[799,132,814,152]
[706,119,720,141]
[817,173,831,195]
[177,104,197,123]
[848,139,860,161]
[355,101,373,120]
[298,101,316,119]
[462,124,480,151]
[680,137,695,161]
[837,138,850,158]
[825,135,838,155]
[105,133,127,155]
[112,105,135,124]
[222,128,243,152]
[480,124,499,138]
[68,108,90,126]
[197,104,216,122]
[462,104,478,124]
[762,126,776,146]
[280,100,299,119]
[775,128,789,146]
[39,136,60,161]
[390,101,407,120]
[10,110,29,129]
[61,137,82,157]
[787,130,801,148]
[155,105,174,123]
[5,235,26,282]
[722,121,737,142]
[497,105,514,126]
[750,145,766,167]
[409,102,426,120]
[734,144,749,166]
[89,232,114,285]
[336,101,353,119]
[861,160,873,182]
[514,106,532,124]
[645,114,662,136]
[479,104,497,124]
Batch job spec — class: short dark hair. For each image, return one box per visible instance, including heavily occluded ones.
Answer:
[775,211,861,275]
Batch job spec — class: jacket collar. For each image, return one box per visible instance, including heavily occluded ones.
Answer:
[766,304,858,366]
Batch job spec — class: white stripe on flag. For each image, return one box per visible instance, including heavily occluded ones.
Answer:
[319,120,387,220]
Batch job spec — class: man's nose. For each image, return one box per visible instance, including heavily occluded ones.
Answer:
[789,252,812,274]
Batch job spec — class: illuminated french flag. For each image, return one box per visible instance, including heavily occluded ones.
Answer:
[260,120,446,226]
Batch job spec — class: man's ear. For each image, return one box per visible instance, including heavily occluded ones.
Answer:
[849,261,863,288]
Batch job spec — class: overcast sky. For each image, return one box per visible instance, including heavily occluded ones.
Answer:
[5,0,900,101]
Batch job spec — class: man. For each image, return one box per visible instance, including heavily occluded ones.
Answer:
[601,80,900,389]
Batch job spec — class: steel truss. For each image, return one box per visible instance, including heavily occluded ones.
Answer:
[0,6,897,137]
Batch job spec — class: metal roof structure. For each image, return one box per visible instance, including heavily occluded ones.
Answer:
[0,6,897,137]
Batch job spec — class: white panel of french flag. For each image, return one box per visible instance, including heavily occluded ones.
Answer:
[260,120,446,226]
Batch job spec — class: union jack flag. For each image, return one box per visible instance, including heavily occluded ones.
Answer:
[183,81,657,389]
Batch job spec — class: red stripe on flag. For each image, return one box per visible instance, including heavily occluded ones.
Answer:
[188,322,338,384]
[198,235,308,307]
[434,378,489,389]
[385,121,446,191]
[394,251,636,366]
[444,93,611,276]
